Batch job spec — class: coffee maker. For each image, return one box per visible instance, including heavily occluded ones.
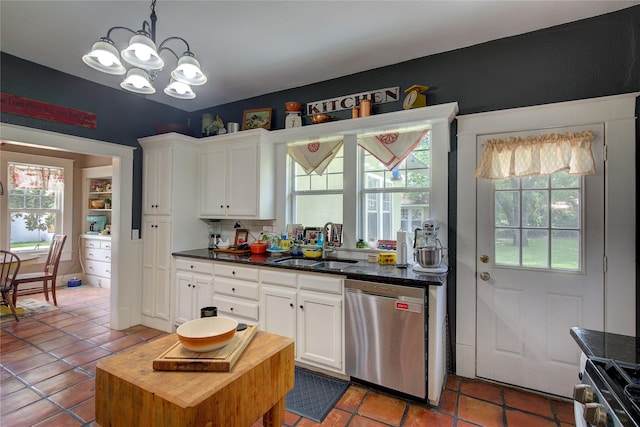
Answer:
[87,215,107,234]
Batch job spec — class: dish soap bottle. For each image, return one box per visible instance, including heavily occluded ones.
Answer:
[317,231,323,247]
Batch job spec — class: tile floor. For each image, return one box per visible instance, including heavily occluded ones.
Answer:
[1,285,576,427]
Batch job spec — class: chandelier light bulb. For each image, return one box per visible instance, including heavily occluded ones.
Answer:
[82,39,126,75]
[171,54,207,86]
[164,78,195,99]
[121,34,164,70]
[120,68,155,94]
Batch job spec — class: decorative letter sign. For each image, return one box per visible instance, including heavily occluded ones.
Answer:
[1,92,97,129]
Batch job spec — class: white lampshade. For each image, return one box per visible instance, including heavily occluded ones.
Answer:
[164,78,195,99]
[121,33,164,70]
[120,68,156,94]
[82,40,126,75]
[171,55,207,86]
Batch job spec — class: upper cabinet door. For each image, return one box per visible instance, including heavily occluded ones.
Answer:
[199,146,227,216]
[143,146,173,215]
[226,141,259,217]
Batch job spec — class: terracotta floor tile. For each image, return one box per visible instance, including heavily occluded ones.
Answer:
[18,360,74,384]
[404,405,454,427]
[62,346,112,366]
[86,330,127,345]
[0,344,43,364]
[100,335,144,352]
[48,316,87,329]
[32,411,84,426]
[128,327,166,341]
[348,415,390,427]
[32,369,91,395]
[445,374,461,391]
[284,410,302,426]
[0,337,31,354]
[49,378,95,408]
[11,323,56,339]
[37,334,82,352]
[503,387,554,418]
[0,377,27,396]
[48,340,96,358]
[0,398,61,426]
[437,388,458,415]
[297,408,352,426]
[336,384,367,412]
[456,421,481,427]
[505,408,558,427]
[0,387,43,413]
[60,320,101,335]
[66,324,111,340]
[4,352,58,375]
[460,379,504,405]
[24,329,67,345]
[551,398,575,424]
[0,367,12,380]
[457,395,505,427]
[70,395,95,423]
[358,392,407,426]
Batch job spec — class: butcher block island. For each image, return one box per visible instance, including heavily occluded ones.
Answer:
[95,331,294,427]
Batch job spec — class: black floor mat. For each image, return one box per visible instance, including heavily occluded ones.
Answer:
[285,368,350,423]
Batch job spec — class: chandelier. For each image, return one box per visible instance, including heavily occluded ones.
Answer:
[82,0,206,100]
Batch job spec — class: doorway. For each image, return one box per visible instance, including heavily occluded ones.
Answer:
[0,123,138,330]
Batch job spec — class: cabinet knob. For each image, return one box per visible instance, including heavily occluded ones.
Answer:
[289,303,294,308]
[299,305,304,310]
[230,307,234,311]
[232,271,236,276]
[226,205,230,209]
[232,287,236,292]
[190,265,194,269]
[220,205,224,209]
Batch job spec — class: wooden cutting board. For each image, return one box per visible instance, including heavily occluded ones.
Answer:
[153,325,257,372]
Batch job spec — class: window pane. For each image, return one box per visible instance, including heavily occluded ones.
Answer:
[495,177,519,190]
[495,228,519,265]
[551,230,580,269]
[522,175,548,189]
[522,190,548,227]
[551,189,579,228]
[522,229,548,268]
[551,172,579,188]
[295,194,343,227]
[495,191,520,227]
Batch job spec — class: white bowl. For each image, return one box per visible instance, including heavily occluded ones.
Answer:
[176,317,238,352]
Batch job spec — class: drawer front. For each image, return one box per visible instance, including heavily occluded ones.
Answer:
[298,273,343,294]
[85,259,111,278]
[100,241,112,250]
[215,277,259,300]
[175,258,214,275]
[260,268,297,288]
[213,296,259,320]
[215,263,259,282]
[85,248,111,262]
[84,239,101,249]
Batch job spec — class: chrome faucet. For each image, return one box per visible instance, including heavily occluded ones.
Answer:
[322,222,338,259]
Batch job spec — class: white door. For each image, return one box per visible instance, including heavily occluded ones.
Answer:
[476,124,605,397]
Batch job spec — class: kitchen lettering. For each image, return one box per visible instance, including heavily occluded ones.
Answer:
[306,86,399,115]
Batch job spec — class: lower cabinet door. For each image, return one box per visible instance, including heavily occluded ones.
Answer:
[260,286,297,343]
[213,295,259,323]
[297,291,343,371]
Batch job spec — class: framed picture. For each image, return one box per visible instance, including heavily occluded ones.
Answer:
[303,227,321,244]
[242,108,272,130]
[234,229,249,248]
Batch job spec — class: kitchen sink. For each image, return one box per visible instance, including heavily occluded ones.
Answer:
[315,260,359,270]
[273,257,322,267]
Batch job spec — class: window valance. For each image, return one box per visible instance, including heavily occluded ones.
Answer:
[357,128,430,171]
[474,130,596,180]
[287,139,343,176]
[9,164,64,191]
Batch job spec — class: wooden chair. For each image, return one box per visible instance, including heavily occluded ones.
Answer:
[1,250,22,321]
[13,234,67,307]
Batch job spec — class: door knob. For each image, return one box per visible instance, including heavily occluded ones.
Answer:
[479,272,491,281]
[480,255,489,263]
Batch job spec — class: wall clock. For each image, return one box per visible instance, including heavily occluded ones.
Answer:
[403,84,429,110]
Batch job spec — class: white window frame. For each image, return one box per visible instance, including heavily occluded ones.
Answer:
[0,152,73,260]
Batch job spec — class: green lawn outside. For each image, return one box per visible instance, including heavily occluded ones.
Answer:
[495,237,579,269]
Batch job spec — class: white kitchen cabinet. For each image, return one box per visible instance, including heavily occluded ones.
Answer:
[174,258,214,325]
[142,144,172,215]
[81,236,112,288]
[198,129,275,219]
[260,268,344,373]
[213,263,260,324]
[138,134,208,332]
[141,216,172,323]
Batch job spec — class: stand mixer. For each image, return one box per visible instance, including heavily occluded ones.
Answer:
[412,218,448,273]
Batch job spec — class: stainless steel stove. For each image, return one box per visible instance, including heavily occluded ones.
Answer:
[574,357,640,426]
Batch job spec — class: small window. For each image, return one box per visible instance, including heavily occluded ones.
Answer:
[360,130,431,245]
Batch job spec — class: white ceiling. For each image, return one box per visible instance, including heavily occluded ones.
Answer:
[1,1,638,112]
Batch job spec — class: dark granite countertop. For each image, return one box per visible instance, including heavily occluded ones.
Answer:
[172,248,447,287]
[570,327,640,364]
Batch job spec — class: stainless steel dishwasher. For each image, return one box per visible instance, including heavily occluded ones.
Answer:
[345,279,426,399]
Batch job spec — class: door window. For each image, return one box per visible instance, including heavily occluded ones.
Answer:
[494,171,583,271]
